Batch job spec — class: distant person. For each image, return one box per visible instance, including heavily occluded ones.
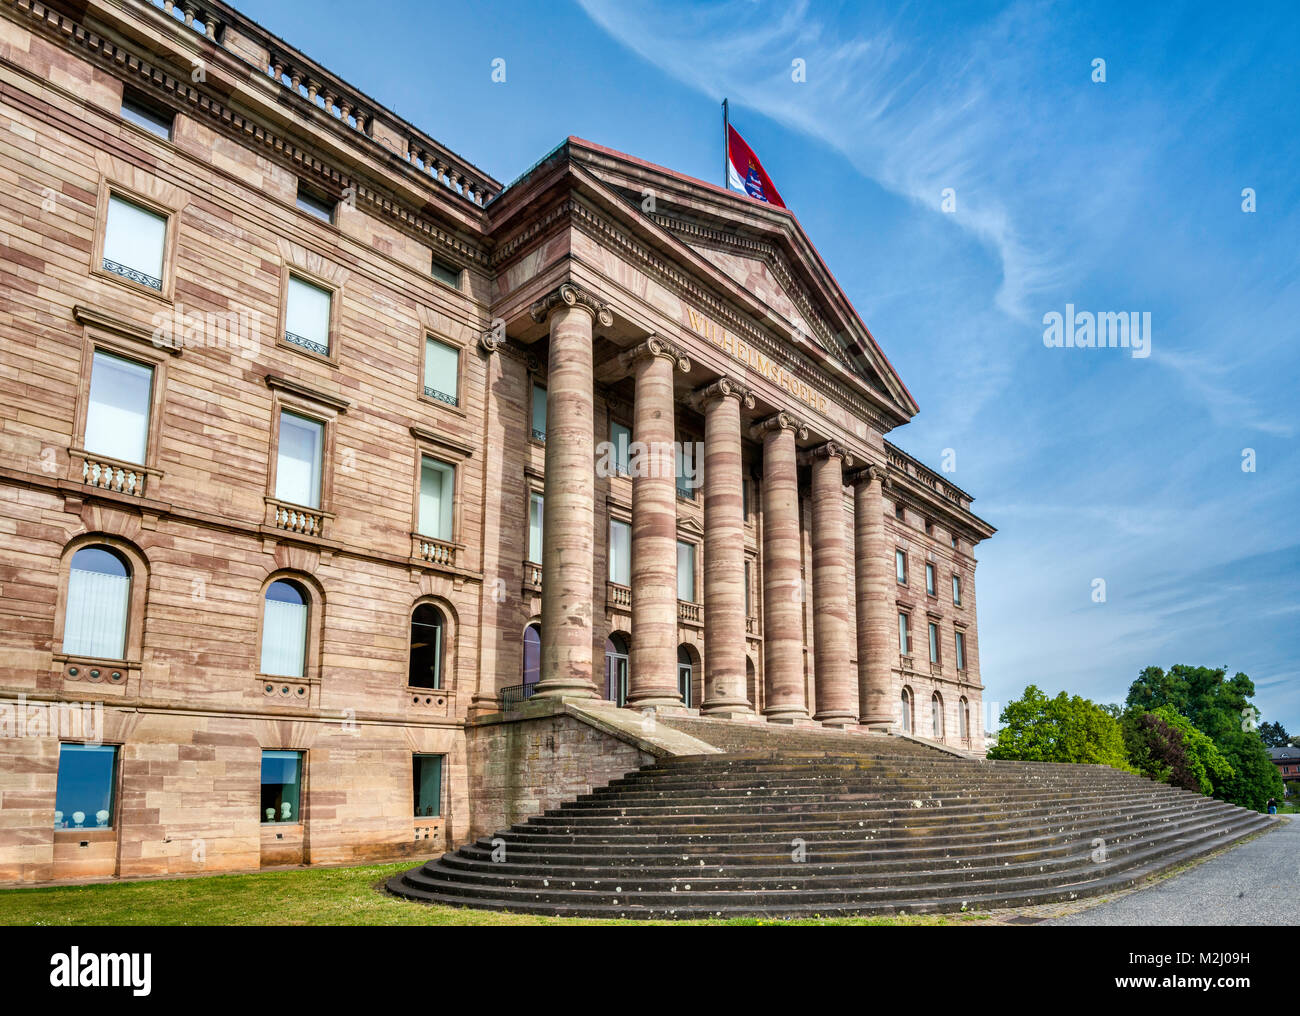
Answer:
[1266,798,1278,815]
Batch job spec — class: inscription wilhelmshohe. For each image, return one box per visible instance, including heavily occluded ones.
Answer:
[685,308,829,415]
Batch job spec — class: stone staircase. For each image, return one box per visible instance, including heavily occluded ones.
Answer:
[388,722,1278,919]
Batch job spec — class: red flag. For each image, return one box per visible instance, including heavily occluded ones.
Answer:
[726,124,786,208]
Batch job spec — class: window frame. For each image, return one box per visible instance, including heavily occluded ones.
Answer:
[54,742,121,831]
[275,263,341,366]
[952,573,962,606]
[608,516,632,586]
[295,181,337,225]
[895,549,908,585]
[119,88,174,142]
[955,628,967,672]
[270,407,329,512]
[419,334,465,413]
[529,381,548,444]
[898,611,911,656]
[676,538,698,604]
[255,572,323,687]
[928,621,940,664]
[413,753,446,818]
[71,329,170,486]
[430,253,462,291]
[527,490,544,565]
[416,453,457,543]
[52,535,149,675]
[408,426,474,566]
[407,600,449,691]
[91,181,178,302]
[259,748,305,825]
[925,561,936,597]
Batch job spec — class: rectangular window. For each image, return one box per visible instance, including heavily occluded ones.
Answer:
[54,743,118,830]
[528,492,544,563]
[898,613,910,655]
[275,411,324,509]
[423,337,459,406]
[295,183,335,224]
[531,384,547,442]
[894,503,905,520]
[928,622,939,663]
[85,350,153,465]
[895,549,907,585]
[742,475,751,519]
[284,275,332,356]
[677,541,696,602]
[430,255,460,289]
[418,456,455,541]
[610,421,631,476]
[925,562,936,596]
[260,750,303,824]
[103,194,166,290]
[609,518,631,585]
[952,575,962,605]
[413,754,443,817]
[955,630,966,671]
[120,91,172,140]
[675,443,696,500]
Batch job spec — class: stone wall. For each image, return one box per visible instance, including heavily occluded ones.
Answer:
[466,711,654,842]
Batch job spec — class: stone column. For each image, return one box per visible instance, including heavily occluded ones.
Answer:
[530,284,610,699]
[807,442,857,726]
[752,412,809,722]
[625,336,690,709]
[697,378,754,716]
[852,465,895,728]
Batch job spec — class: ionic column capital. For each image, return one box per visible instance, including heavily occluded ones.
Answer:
[847,462,887,488]
[619,333,691,374]
[529,283,614,327]
[749,411,809,442]
[799,441,855,469]
[690,376,755,412]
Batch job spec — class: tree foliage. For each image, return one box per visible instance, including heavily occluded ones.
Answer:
[1121,705,1234,795]
[1258,720,1291,748]
[987,685,1131,769]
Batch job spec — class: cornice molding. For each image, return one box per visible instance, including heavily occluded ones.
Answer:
[264,374,351,413]
[73,304,181,355]
[4,0,489,269]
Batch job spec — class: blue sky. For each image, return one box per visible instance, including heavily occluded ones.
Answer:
[241,0,1300,730]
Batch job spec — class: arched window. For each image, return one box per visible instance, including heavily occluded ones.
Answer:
[959,696,970,740]
[409,603,445,689]
[522,623,541,688]
[900,687,913,733]
[677,645,694,707]
[605,633,629,707]
[931,692,944,739]
[261,579,309,678]
[63,546,131,660]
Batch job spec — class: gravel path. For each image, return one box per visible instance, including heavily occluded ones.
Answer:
[1047,817,1293,925]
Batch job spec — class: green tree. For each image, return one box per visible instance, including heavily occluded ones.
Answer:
[988,685,1131,769]
[1121,705,1234,795]
[1124,664,1281,811]
[1258,720,1291,748]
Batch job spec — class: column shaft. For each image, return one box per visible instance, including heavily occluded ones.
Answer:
[534,303,597,698]
[627,351,681,707]
[854,468,894,726]
[760,422,807,720]
[700,387,750,715]
[810,451,856,725]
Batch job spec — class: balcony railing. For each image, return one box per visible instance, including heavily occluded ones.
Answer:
[531,428,546,442]
[606,582,631,610]
[284,330,329,357]
[746,615,760,636]
[523,561,542,592]
[500,682,539,710]
[678,600,702,625]
[77,452,159,498]
[414,535,458,569]
[102,258,161,291]
[423,386,458,407]
[676,481,698,501]
[269,499,325,537]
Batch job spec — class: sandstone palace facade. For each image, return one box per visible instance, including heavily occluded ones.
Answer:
[0,0,995,882]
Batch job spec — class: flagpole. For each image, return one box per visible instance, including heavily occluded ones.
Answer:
[722,98,729,190]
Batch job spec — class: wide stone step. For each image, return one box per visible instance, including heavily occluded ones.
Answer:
[388,747,1278,919]
[390,814,1273,916]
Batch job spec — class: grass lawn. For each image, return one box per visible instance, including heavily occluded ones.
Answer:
[0,863,991,926]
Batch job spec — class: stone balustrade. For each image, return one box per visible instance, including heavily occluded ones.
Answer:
[523,561,542,591]
[414,535,458,568]
[606,582,631,610]
[154,0,223,41]
[76,452,159,498]
[677,600,702,626]
[269,500,325,537]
